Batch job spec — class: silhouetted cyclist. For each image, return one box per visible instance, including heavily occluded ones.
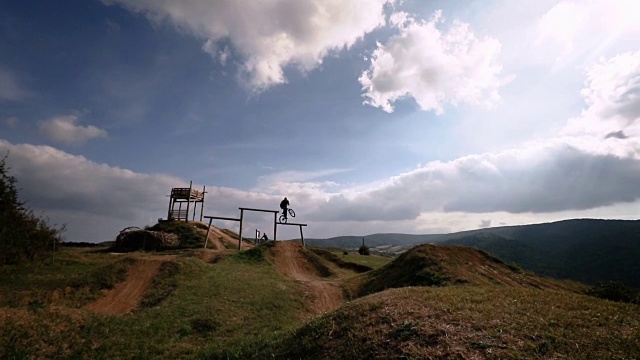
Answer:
[280,197,290,219]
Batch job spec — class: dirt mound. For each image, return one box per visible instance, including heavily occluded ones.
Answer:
[85,259,165,315]
[271,242,343,315]
[112,227,179,252]
[359,244,580,296]
[194,222,254,250]
[263,286,640,359]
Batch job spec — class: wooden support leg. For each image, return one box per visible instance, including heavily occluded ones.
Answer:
[204,217,213,249]
[300,225,304,247]
[238,209,244,250]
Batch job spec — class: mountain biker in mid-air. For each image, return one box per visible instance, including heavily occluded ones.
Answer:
[280,197,290,219]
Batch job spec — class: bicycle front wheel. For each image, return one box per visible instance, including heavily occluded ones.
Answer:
[288,209,296,218]
[279,215,287,223]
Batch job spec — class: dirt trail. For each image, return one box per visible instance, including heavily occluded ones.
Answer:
[272,242,343,315]
[85,259,164,315]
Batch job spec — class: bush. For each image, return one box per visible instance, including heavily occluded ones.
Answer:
[586,282,640,304]
[0,154,63,265]
[358,245,370,256]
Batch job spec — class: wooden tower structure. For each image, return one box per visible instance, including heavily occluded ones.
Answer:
[167,181,206,222]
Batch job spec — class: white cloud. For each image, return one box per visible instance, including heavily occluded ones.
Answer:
[38,115,108,146]
[536,0,640,67]
[359,10,504,113]
[564,50,640,142]
[102,0,392,91]
[0,68,29,101]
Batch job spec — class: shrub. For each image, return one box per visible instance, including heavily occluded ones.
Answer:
[0,153,64,265]
[586,281,640,304]
[358,245,370,256]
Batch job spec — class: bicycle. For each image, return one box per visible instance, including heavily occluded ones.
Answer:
[279,208,295,223]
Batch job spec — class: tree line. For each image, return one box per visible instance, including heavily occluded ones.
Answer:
[0,153,63,265]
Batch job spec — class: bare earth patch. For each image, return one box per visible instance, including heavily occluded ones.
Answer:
[272,242,343,315]
[84,259,164,315]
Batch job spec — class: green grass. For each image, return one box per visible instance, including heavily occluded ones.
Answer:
[0,247,135,308]
[139,261,181,308]
[0,247,307,358]
[1,245,638,359]
[336,251,392,270]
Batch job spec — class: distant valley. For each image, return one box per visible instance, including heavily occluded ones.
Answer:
[305,218,640,288]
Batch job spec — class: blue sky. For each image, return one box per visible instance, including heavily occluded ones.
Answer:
[1,0,640,242]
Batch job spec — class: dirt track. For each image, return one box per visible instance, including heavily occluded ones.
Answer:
[272,242,343,315]
[196,223,254,251]
[85,259,164,315]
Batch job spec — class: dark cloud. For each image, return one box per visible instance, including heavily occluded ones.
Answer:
[309,143,640,221]
[604,130,628,139]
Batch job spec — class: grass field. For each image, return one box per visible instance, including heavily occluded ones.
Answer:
[1,241,638,359]
[0,246,307,358]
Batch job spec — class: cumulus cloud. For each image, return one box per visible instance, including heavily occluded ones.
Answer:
[307,141,640,222]
[102,0,391,91]
[0,68,30,101]
[564,50,640,139]
[38,115,108,146]
[359,10,504,113]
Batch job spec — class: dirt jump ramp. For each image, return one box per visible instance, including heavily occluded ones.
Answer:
[271,242,343,315]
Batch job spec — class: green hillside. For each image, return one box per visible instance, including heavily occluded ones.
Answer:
[438,219,640,287]
[1,238,638,359]
[305,233,443,248]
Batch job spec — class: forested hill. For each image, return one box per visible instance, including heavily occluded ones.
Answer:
[438,219,640,288]
[306,219,640,288]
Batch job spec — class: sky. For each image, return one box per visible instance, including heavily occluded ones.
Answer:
[1,0,640,242]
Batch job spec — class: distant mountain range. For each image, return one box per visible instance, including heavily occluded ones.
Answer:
[304,219,640,288]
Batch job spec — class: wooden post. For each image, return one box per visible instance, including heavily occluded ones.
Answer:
[185,181,192,223]
[273,212,277,241]
[204,217,213,249]
[299,225,304,247]
[167,191,173,220]
[200,185,206,222]
[238,209,244,250]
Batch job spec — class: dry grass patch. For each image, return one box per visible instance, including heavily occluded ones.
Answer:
[224,286,639,359]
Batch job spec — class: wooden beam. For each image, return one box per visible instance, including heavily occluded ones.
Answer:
[238,207,279,214]
[277,222,307,227]
[203,216,241,222]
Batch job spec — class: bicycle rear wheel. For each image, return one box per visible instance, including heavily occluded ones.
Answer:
[279,214,287,223]
[288,209,295,218]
